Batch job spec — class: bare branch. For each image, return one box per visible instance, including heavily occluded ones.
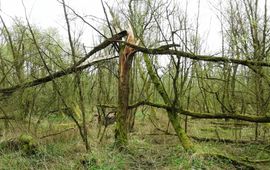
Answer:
[128,101,270,123]
[0,56,118,94]
[0,31,127,94]
[118,41,270,67]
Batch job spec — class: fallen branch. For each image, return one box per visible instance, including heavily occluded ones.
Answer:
[193,152,256,170]
[128,101,270,123]
[143,132,266,145]
[190,136,267,144]
[74,31,126,67]
[240,157,270,164]
[210,121,250,127]
[96,104,117,109]
[181,110,270,123]
[39,127,75,139]
[0,56,118,95]
[0,116,15,120]
[128,100,171,110]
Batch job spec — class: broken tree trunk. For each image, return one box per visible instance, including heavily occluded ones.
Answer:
[115,29,137,149]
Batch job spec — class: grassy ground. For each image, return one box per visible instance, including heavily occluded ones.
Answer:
[0,110,269,169]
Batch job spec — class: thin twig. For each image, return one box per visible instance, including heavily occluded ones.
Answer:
[39,127,75,139]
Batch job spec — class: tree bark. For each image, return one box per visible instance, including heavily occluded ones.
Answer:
[143,54,194,151]
[115,40,135,149]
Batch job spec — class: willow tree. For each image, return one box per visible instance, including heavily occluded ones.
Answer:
[218,0,270,140]
[106,0,196,151]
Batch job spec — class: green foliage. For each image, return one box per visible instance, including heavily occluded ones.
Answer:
[0,117,269,169]
[1,0,270,169]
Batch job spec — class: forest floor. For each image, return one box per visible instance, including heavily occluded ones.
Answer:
[0,110,270,169]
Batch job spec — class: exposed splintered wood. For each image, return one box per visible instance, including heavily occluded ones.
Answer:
[3,36,270,95]
[115,27,138,148]
[1,0,270,169]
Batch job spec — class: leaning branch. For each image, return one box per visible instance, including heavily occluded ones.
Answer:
[0,31,127,94]
[39,127,75,139]
[74,31,127,67]
[3,34,270,95]
[118,41,270,67]
[128,100,171,110]
[180,110,270,123]
[128,101,270,123]
[0,56,118,94]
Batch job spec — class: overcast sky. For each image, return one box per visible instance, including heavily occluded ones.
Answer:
[0,0,222,53]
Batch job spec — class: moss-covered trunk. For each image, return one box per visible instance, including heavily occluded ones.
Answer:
[167,109,194,150]
[143,54,194,151]
[115,59,130,147]
[115,38,135,148]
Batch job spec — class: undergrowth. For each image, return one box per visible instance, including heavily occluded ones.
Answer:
[0,112,269,169]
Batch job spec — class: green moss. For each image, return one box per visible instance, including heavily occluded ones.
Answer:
[143,54,194,151]
[115,118,128,150]
[19,134,33,144]
[19,134,38,155]
[168,112,194,151]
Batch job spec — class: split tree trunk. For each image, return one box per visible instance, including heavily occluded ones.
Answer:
[115,39,136,149]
